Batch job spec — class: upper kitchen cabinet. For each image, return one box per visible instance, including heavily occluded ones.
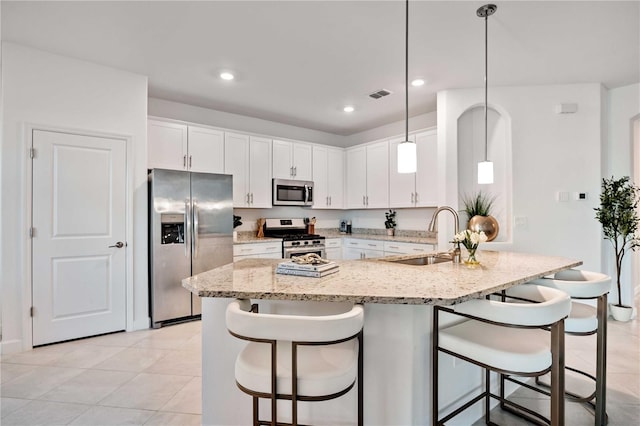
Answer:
[345,140,389,209]
[389,128,438,207]
[224,133,272,208]
[312,145,344,209]
[147,119,224,173]
[272,140,312,181]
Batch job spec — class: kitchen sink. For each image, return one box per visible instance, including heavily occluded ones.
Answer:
[383,253,454,266]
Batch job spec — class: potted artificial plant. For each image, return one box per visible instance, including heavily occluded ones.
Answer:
[385,209,397,236]
[594,176,640,321]
[461,191,499,241]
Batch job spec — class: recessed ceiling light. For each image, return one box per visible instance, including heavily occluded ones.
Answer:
[220,72,235,81]
[343,106,355,113]
[411,79,425,87]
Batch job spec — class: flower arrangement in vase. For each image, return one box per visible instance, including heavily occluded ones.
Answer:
[452,229,488,265]
[384,209,397,236]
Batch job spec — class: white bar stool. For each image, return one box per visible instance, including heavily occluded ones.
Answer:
[226,299,364,426]
[433,284,571,426]
[529,269,611,425]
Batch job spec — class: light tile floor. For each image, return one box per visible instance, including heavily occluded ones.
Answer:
[1,320,202,425]
[1,302,638,425]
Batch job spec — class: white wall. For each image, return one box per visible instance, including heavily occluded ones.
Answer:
[607,83,640,306]
[438,83,604,272]
[344,111,437,147]
[1,43,148,352]
[149,97,344,147]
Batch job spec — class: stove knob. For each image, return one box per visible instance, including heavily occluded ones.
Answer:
[304,241,309,245]
[292,241,300,246]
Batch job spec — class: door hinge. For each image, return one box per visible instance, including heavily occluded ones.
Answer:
[30,307,34,317]
[30,147,36,159]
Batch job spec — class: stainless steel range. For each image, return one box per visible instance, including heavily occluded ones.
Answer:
[263,218,326,258]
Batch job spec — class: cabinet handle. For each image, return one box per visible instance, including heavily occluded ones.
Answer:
[389,245,399,249]
[367,244,376,247]
[183,155,187,168]
[290,166,293,176]
[250,193,254,204]
[362,195,366,206]
[189,155,192,168]
[246,193,250,204]
[415,192,419,203]
[411,192,414,203]
[366,196,369,206]
[294,166,297,177]
[329,196,332,206]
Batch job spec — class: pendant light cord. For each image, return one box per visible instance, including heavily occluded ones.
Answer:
[405,0,409,141]
[484,10,488,162]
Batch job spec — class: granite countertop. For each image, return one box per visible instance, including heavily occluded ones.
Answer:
[234,229,437,246]
[182,251,581,306]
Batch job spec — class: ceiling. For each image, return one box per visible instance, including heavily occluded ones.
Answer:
[2,1,638,136]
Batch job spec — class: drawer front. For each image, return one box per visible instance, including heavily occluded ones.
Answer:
[344,239,383,251]
[325,238,342,248]
[233,242,282,256]
[384,241,434,254]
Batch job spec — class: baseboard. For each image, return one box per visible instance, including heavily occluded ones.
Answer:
[0,339,24,355]
[132,316,151,331]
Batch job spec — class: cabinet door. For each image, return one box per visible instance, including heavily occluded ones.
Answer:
[389,135,416,208]
[312,146,329,209]
[325,248,342,260]
[224,132,250,207]
[187,126,224,173]
[415,129,438,207]
[272,140,293,179]
[148,120,187,170]
[345,146,367,209]
[366,141,390,208]
[292,142,312,180]
[327,147,345,208]
[249,136,273,208]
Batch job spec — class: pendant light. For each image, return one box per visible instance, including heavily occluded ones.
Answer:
[397,0,416,174]
[477,4,497,184]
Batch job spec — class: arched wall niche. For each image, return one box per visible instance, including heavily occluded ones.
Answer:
[456,103,512,243]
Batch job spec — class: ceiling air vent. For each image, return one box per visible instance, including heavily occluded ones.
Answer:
[369,89,392,99]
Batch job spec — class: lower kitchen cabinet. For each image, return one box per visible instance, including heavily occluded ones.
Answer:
[325,238,342,260]
[342,239,384,260]
[233,242,282,261]
[383,241,435,255]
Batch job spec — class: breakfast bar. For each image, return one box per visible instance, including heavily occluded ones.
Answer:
[183,250,581,425]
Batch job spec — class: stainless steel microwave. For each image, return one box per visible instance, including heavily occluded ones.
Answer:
[272,179,314,206]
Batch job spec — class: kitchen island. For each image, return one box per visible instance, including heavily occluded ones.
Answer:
[183,251,581,425]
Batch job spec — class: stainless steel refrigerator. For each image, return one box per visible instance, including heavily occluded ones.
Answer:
[148,169,233,328]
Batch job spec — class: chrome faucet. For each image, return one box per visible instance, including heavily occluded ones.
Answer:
[428,206,460,236]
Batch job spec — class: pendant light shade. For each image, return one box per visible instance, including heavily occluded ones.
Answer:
[397,0,416,174]
[477,4,496,184]
[398,140,417,173]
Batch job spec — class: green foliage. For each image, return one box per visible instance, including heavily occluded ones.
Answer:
[233,215,242,229]
[461,191,495,218]
[594,176,640,306]
[384,209,397,229]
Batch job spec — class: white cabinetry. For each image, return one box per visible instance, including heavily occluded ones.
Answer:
[312,145,344,209]
[224,133,272,208]
[233,242,282,261]
[345,141,389,209]
[325,238,342,260]
[148,120,224,173]
[272,140,312,181]
[389,129,438,207]
[342,239,384,260]
[383,241,435,255]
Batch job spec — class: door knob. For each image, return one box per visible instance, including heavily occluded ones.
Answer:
[109,242,124,248]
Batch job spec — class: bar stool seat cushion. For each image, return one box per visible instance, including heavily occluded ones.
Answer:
[236,339,359,396]
[439,321,553,374]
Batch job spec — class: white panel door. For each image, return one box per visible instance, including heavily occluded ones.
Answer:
[312,145,329,208]
[327,147,345,209]
[291,142,312,181]
[187,126,224,173]
[272,139,293,179]
[32,129,127,346]
[249,136,273,208]
[415,129,438,207]
[345,146,367,209]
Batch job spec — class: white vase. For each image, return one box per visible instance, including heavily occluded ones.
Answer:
[609,303,633,322]
[387,228,395,236]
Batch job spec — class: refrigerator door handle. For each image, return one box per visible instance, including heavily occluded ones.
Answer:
[192,199,199,258]
[184,199,191,258]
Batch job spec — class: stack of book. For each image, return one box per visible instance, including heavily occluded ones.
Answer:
[276,260,339,278]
